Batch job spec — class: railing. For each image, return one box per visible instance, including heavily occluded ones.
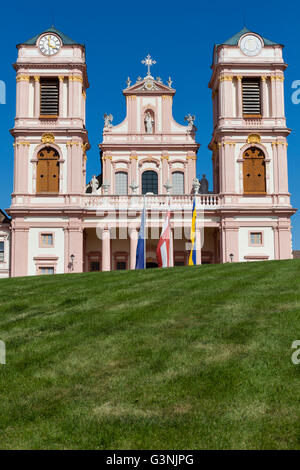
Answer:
[83,194,219,209]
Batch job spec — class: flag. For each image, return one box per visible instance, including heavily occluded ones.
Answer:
[188,198,197,266]
[135,201,146,269]
[156,210,171,268]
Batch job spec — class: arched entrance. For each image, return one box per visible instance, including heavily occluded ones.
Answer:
[36,146,59,194]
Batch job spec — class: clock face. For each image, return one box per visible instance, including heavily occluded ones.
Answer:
[39,34,61,56]
[240,35,262,56]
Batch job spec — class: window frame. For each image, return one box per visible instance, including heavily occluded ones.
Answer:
[39,232,55,248]
[142,170,159,195]
[115,171,128,195]
[242,77,262,118]
[39,77,59,119]
[0,240,4,263]
[248,231,264,247]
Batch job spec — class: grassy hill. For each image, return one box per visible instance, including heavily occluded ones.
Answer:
[0,260,300,450]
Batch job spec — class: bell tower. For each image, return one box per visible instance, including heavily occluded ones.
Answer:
[9,27,90,276]
[209,28,296,262]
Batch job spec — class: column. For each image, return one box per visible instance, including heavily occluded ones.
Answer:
[277,142,289,194]
[161,153,169,193]
[271,76,277,117]
[278,219,292,259]
[261,76,268,118]
[68,221,83,273]
[130,228,138,269]
[72,75,82,118]
[223,76,233,117]
[196,227,201,265]
[130,154,138,188]
[16,75,30,117]
[237,76,243,118]
[102,227,111,271]
[68,76,74,117]
[34,76,40,117]
[11,223,29,277]
[187,153,196,193]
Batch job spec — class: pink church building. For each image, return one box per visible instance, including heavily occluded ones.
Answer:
[0,26,296,277]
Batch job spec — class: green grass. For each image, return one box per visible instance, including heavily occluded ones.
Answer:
[1,260,300,449]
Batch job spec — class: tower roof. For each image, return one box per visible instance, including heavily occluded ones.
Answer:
[222,27,280,46]
[20,27,83,46]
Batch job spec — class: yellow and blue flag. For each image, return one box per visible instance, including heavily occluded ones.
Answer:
[188,198,197,266]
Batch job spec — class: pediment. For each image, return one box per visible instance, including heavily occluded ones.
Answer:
[123,76,175,95]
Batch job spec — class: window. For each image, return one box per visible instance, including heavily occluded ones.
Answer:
[115,172,128,195]
[0,241,4,262]
[250,232,263,245]
[172,172,184,194]
[41,233,53,247]
[39,267,54,275]
[243,147,266,194]
[116,261,127,270]
[90,261,100,271]
[36,147,59,194]
[242,78,261,116]
[142,170,158,194]
[40,78,59,117]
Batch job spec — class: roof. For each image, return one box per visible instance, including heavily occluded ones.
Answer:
[0,209,10,224]
[20,27,82,46]
[221,27,279,46]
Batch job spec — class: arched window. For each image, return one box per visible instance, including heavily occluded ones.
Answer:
[142,170,158,194]
[115,171,128,195]
[172,171,184,194]
[243,147,266,194]
[36,147,59,194]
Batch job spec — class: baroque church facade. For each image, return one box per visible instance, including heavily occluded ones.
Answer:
[0,26,296,277]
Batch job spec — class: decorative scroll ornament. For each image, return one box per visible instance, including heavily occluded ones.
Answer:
[247,134,261,144]
[41,133,55,144]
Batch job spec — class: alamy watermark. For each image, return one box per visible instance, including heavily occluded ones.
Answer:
[291,81,300,104]
[0,80,5,105]
[0,340,5,364]
[291,340,300,365]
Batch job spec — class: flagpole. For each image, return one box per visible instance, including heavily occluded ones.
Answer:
[144,194,146,270]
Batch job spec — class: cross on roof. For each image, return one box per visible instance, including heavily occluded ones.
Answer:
[141,54,156,76]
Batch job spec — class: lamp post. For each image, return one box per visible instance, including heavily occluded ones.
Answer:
[229,253,234,263]
[70,254,75,271]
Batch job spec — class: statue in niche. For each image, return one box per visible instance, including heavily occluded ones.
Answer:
[199,174,209,194]
[144,111,154,134]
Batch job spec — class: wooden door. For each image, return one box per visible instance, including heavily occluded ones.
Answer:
[243,147,266,194]
[36,147,59,194]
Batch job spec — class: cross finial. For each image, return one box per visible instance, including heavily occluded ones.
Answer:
[141,54,156,77]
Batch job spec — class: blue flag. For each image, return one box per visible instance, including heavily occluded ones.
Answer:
[135,204,146,269]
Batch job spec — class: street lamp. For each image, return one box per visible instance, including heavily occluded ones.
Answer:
[70,254,75,271]
[229,253,234,263]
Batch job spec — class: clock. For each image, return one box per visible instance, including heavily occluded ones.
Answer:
[39,34,61,56]
[240,35,262,56]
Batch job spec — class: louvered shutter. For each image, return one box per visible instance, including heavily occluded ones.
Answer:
[242,78,261,116]
[40,78,59,116]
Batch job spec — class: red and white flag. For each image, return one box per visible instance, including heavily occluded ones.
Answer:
[156,210,171,268]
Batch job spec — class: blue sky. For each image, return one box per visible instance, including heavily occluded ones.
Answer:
[1,0,300,247]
